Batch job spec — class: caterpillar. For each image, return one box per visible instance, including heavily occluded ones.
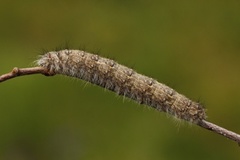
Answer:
[36,49,206,124]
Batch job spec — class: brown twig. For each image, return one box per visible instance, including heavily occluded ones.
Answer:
[198,120,240,145]
[1,67,240,145]
[0,67,54,82]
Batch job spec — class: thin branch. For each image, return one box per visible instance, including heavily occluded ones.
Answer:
[0,67,54,82]
[1,67,240,145]
[198,120,240,145]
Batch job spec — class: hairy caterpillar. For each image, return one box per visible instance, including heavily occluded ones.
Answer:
[36,49,206,124]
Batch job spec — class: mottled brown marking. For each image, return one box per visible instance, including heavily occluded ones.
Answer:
[37,49,206,123]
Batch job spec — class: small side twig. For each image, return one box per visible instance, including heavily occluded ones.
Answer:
[0,67,54,82]
[1,67,240,145]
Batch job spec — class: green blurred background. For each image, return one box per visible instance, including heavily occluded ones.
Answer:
[0,0,240,159]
